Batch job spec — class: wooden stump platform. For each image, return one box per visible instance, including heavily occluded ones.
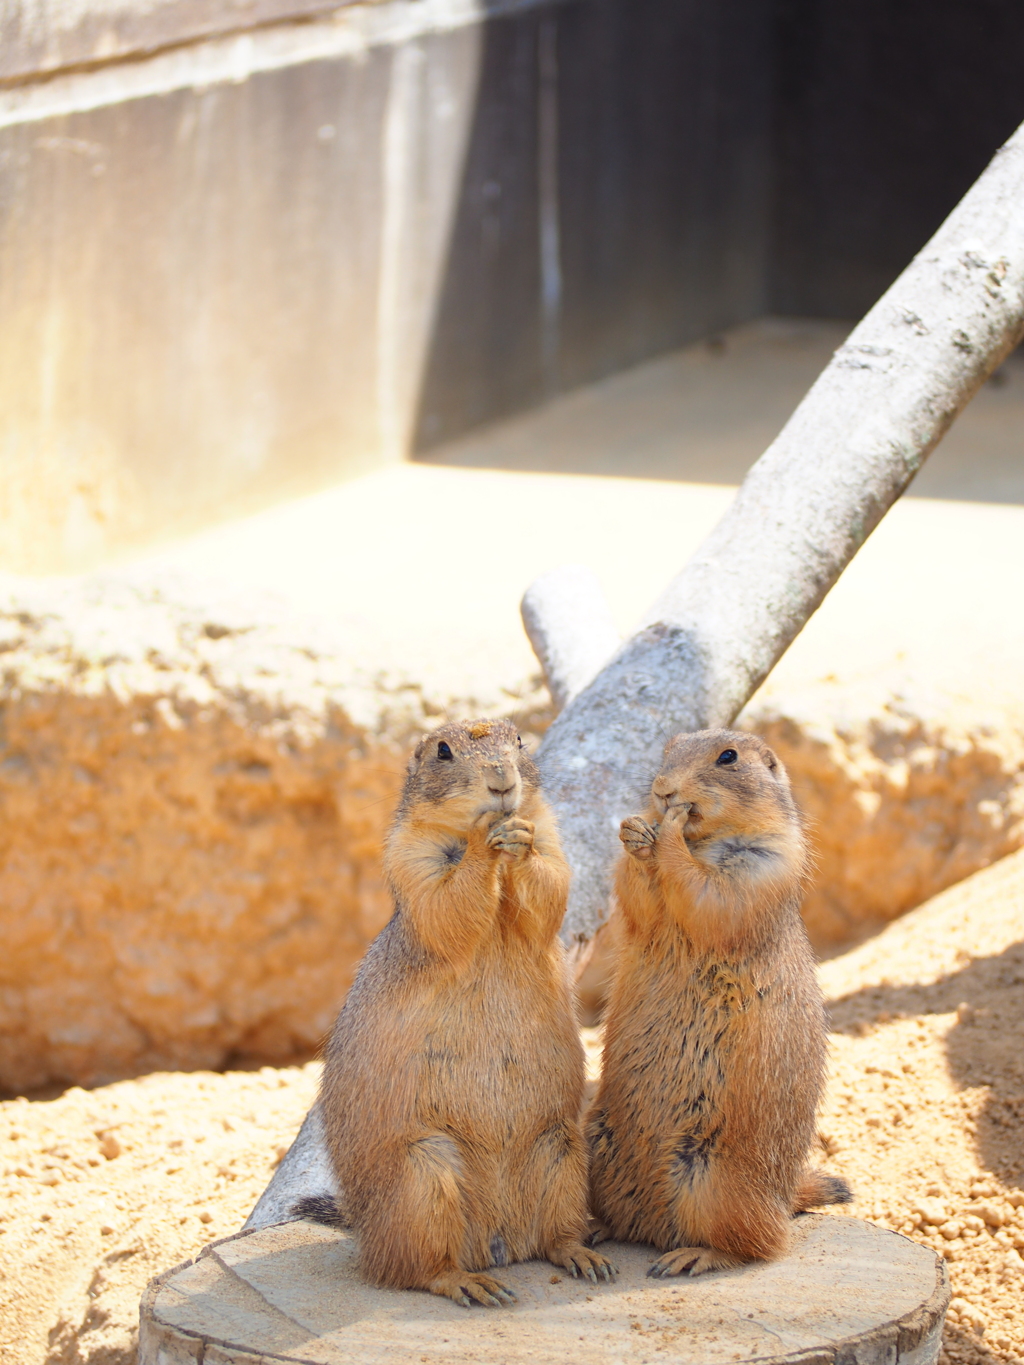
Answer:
[139,1213,947,1365]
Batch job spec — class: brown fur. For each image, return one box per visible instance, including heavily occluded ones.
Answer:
[317,719,614,1307]
[586,728,851,1278]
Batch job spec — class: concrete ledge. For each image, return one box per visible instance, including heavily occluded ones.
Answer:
[138,1214,949,1365]
[0,0,351,84]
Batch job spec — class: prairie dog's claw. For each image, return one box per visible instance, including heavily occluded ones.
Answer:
[432,1270,516,1306]
[585,1217,612,1247]
[619,816,658,861]
[648,1246,740,1278]
[550,1243,617,1283]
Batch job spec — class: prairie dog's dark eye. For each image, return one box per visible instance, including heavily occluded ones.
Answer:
[715,748,738,767]
[437,741,454,761]
[517,734,523,749]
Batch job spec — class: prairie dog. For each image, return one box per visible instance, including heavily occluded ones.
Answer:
[587,729,851,1278]
[309,719,614,1306]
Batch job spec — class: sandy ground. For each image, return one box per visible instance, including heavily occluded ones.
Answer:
[4,315,1023,1361]
[1,849,1022,1365]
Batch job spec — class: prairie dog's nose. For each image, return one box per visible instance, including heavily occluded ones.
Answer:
[652,777,676,802]
[486,761,516,795]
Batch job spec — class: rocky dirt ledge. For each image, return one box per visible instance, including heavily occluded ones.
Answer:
[2,572,1024,1089]
[741,673,1024,945]
[0,570,549,1093]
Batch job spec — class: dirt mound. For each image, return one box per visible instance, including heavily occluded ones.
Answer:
[743,674,1024,946]
[817,847,1024,1365]
[4,570,1023,1092]
[0,573,549,1093]
[1,849,1022,1365]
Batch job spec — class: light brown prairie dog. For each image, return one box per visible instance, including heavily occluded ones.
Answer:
[586,728,851,1278]
[304,719,614,1307]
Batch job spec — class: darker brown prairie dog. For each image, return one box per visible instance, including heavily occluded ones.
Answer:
[309,719,614,1307]
[586,728,851,1278]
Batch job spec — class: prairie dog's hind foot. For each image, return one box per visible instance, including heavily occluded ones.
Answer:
[619,816,658,860]
[585,1216,613,1247]
[429,1270,517,1308]
[647,1246,742,1278]
[548,1241,617,1282]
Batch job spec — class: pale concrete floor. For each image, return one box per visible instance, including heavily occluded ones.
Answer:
[418,317,1024,505]
[125,316,1024,709]
[128,479,1024,717]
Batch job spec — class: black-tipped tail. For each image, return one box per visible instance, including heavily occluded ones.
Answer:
[292,1194,351,1228]
[795,1169,853,1210]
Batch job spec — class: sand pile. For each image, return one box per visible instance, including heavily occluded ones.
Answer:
[816,847,1024,1365]
[1,849,1022,1365]
[0,1064,319,1365]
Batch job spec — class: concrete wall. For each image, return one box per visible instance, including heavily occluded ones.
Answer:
[0,4,486,572]
[2,0,1024,573]
[0,0,774,573]
[412,0,773,448]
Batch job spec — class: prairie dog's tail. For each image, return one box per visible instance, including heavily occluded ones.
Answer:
[292,1194,352,1228]
[794,1168,853,1211]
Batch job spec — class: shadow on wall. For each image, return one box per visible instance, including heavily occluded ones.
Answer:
[411,0,775,453]
[770,0,1024,317]
[413,0,1024,462]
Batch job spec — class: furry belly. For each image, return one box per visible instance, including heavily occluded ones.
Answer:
[415,1036,577,1144]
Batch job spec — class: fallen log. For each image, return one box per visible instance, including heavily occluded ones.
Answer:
[532,119,1024,950]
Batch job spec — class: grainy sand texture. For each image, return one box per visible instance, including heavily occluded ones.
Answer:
[1,849,1022,1365]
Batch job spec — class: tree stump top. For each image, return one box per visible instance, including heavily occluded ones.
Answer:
[139,1213,948,1365]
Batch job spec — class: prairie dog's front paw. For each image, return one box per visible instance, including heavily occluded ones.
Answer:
[619,816,658,860]
[585,1216,613,1247]
[661,800,693,829]
[429,1269,516,1307]
[487,816,534,860]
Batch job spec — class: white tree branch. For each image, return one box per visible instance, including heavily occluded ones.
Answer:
[534,120,1024,947]
[521,564,621,711]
